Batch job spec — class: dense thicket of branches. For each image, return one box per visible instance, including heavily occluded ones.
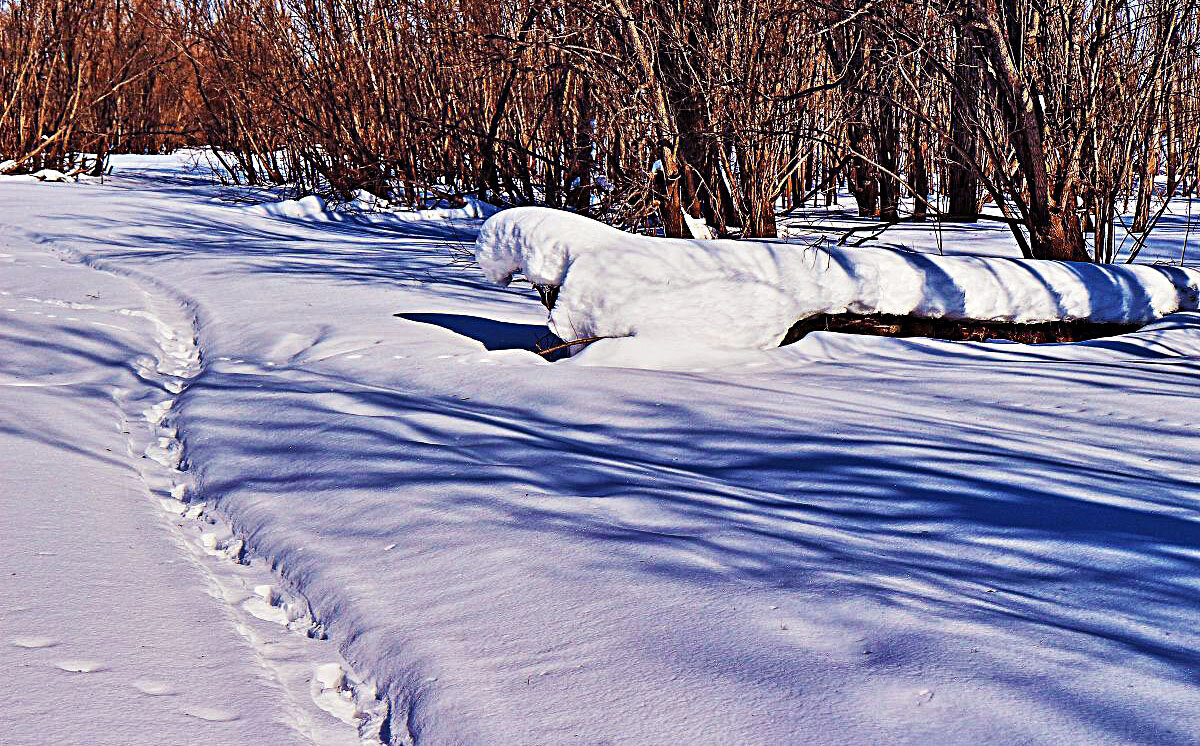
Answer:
[2,0,1199,261]
[0,0,196,174]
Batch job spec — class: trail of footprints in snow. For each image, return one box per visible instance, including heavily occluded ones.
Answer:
[8,637,113,681]
[92,280,389,744]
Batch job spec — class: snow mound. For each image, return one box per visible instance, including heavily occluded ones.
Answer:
[246,194,332,220]
[345,189,390,212]
[1,167,79,183]
[371,195,499,222]
[248,192,499,223]
[410,195,499,221]
[475,207,1200,349]
[32,168,70,182]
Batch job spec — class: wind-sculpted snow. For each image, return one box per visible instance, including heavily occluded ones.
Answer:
[476,206,1200,348]
[5,154,1200,744]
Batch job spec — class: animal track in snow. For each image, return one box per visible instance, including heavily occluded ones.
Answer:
[311,663,367,726]
[56,660,107,673]
[240,584,311,631]
[10,636,57,649]
[58,253,393,745]
[131,679,177,696]
[183,706,240,722]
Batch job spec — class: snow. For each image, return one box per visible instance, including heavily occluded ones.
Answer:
[31,168,70,182]
[475,206,1200,350]
[682,211,714,240]
[248,193,500,222]
[246,193,333,220]
[0,210,385,745]
[2,153,1200,744]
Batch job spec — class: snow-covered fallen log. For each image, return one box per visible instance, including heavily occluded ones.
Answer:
[474,206,1200,349]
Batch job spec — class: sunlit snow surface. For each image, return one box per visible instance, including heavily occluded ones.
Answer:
[2,154,1199,745]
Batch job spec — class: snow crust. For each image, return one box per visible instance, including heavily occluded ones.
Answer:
[476,206,1200,348]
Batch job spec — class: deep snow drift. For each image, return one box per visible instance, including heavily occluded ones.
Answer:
[3,155,1200,745]
[476,206,1200,348]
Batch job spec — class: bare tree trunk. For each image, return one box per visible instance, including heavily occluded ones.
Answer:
[846,120,879,216]
[1165,84,1179,200]
[910,116,930,220]
[968,0,1090,260]
[946,34,980,219]
[1132,146,1159,233]
[653,144,688,237]
[1132,9,1171,233]
[877,96,900,221]
[565,80,594,212]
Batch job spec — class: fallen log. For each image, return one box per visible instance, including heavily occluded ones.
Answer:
[780,314,1143,346]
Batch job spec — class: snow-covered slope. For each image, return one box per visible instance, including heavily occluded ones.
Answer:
[3,156,1200,745]
[476,206,1200,348]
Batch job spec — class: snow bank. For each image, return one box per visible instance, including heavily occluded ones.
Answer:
[247,192,499,222]
[0,167,76,183]
[245,194,332,220]
[32,168,70,182]
[400,195,499,220]
[475,207,1200,348]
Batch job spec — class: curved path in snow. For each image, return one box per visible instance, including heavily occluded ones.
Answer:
[0,231,384,745]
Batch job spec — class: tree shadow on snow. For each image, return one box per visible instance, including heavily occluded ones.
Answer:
[395,312,563,356]
[178,347,1200,746]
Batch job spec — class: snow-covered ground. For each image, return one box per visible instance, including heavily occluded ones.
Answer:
[2,154,1199,745]
[0,231,385,745]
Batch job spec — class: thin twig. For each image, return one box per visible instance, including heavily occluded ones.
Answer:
[536,335,611,357]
